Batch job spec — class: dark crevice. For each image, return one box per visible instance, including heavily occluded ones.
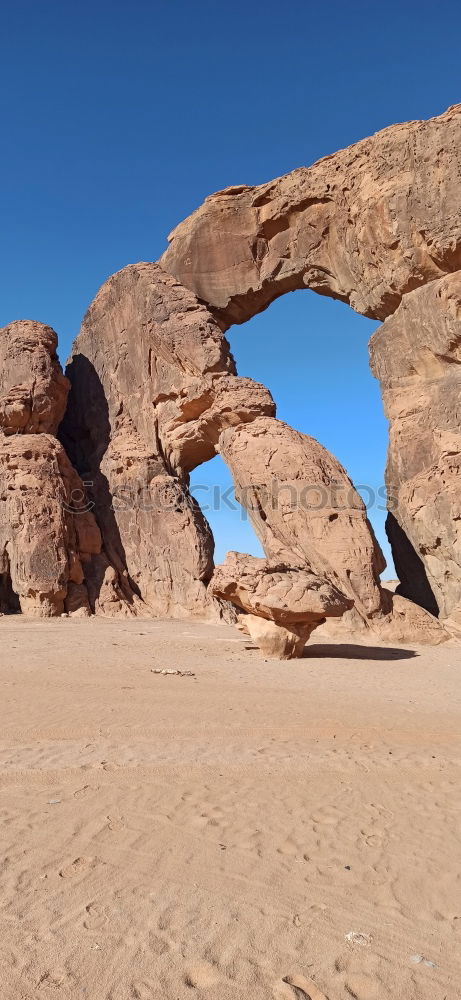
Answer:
[386,512,439,616]
[0,552,20,613]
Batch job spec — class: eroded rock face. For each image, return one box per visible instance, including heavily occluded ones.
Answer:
[211,551,353,657]
[211,550,352,623]
[0,321,130,617]
[209,417,446,649]
[61,262,275,617]
[377,590,449,644]
[61,261,386,630]
[314,587,449,645]
[159,105,461,637]
[162,105,461,325]
[0,321,69,435]
[370,273,461,622]
[0,434,99,616]
[6,106,461,636]
[217,416,387,629]
[240,616,314,659]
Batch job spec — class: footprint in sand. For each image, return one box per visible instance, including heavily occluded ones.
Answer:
[183,960,220,989]
[363,832,385,848]
[37,968,67,989]
[83,901,109,930]
[343,972,380,999]
[274,973,329,1000]
[73,784,92,798]
[131,981,157,999]
[106,813,126,831]
[58,856,96,878]
[147,931,170,956]
[311,805,341,827]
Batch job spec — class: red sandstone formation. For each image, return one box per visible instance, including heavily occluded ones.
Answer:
[211,551,353,658]
[160,104,461,633]
[162,105,461,326]
[3,105,461,647]
[0,321,132,617]
[61,262,400,643]
[216,417,386,628]
[61,263,276,618]
[370,273,461,628]
[0,321,69,436]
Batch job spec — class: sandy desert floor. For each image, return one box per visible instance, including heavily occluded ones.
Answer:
[0,617,460,999]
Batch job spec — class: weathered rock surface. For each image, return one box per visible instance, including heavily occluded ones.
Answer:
[211,550,352,623]
[217,416,387,629]
[370,273,461,622]
[240,616,313,659]
[0,434,99,616]
[0,321,69,435]
[0,321,132,617]
[61,262,275,617]
[5,105,461,638]
[59,251,450,639]
[315,588,449,645]
[162,105,461,325]
[377,590,449,644]
[159,105,461,637]
[211,551,353,657]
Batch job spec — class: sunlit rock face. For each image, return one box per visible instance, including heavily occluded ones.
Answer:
[60,261,395,635]
[162,105,461,326]
[210,551,353,659]
[217,417,386,626]
[4,105,461,640]
[61,263,276,618]
[160,104,461,634]
[0,320,69,436]
[370,273,461,626]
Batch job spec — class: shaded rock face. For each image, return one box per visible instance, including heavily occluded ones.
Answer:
[370,273,461,622]
[162,105,461,325]
[217,416,386,630]
[61,263,276,618]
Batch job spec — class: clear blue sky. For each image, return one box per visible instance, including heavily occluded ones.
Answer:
[1,0,459,572]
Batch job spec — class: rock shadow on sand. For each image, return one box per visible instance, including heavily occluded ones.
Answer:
[304,643,418,660]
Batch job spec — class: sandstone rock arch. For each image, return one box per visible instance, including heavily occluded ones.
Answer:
[58,242,443,647]
[162,104,461,325]
[59,262,372,634]
[160,103,461,634]
[2,104,460,649]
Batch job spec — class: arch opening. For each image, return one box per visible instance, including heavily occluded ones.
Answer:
[190,288,395,579]
[189,453,264,566]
